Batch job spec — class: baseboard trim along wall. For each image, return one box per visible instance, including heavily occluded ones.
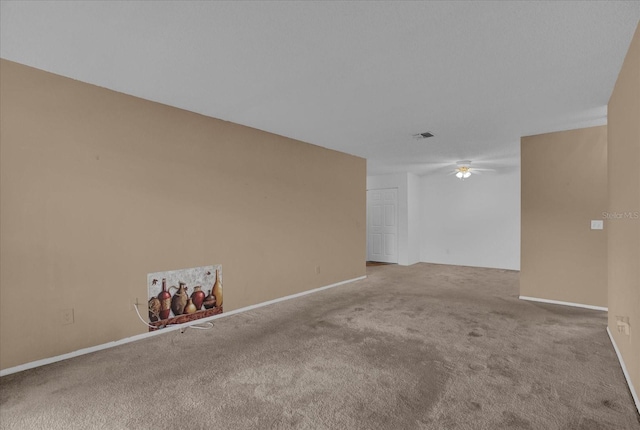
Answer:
[0,275,367,377]
[519,295,608,312]
[607,327,640,414]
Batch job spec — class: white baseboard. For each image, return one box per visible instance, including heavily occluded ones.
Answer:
[0,275,367,377]
[606,327,640,414]
[519,295,608,312]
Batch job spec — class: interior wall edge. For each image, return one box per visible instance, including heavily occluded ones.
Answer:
[518,295,608,312]
[419,260,520,272]
[607,327,640,415]
[521,115,608,139]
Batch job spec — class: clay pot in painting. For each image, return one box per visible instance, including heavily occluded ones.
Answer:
[157,278,171,320]
[171,282,188,316]
[191,286,205,311]
[148,297,161,322]
[212,269,223,308]
[183,298,197,315]
[203,290,216,309]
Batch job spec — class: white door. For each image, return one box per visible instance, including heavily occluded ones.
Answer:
[367,188,398,263]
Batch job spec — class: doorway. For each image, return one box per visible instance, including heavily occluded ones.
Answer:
[366,188,398,263]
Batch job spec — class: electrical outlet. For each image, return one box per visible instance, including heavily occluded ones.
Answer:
[61,308,74,325]
[616,316,630,336]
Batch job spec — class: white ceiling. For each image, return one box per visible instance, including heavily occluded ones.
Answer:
[1,1,638,176]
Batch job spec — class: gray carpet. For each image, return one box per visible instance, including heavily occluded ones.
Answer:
[1,263,639,429]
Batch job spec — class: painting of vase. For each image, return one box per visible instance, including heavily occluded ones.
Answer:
[146,264,223,331]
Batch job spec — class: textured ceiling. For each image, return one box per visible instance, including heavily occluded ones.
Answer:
[1,1,639,176]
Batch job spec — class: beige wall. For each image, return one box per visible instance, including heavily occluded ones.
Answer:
[608,23,640,402]
[521,126,608,308]
[0,60,366,370]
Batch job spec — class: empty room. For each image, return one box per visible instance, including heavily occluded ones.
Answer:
[1,2,639,429]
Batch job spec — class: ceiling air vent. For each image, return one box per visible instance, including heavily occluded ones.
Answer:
[413,132,434,139]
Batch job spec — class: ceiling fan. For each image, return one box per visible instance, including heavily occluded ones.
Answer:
[400,154,516,178]
[451,160,495,180]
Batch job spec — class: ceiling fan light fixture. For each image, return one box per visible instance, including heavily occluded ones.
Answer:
[455,161,472,180]
[456,169,471,179]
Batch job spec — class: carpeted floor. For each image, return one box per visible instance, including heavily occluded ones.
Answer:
[1,263,638,429]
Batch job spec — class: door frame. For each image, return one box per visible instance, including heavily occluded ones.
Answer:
[366,187,399,263]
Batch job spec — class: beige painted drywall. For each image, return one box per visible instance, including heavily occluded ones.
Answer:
[521,126,608,308]
[608,22,640,402]
[0,60,366,370]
